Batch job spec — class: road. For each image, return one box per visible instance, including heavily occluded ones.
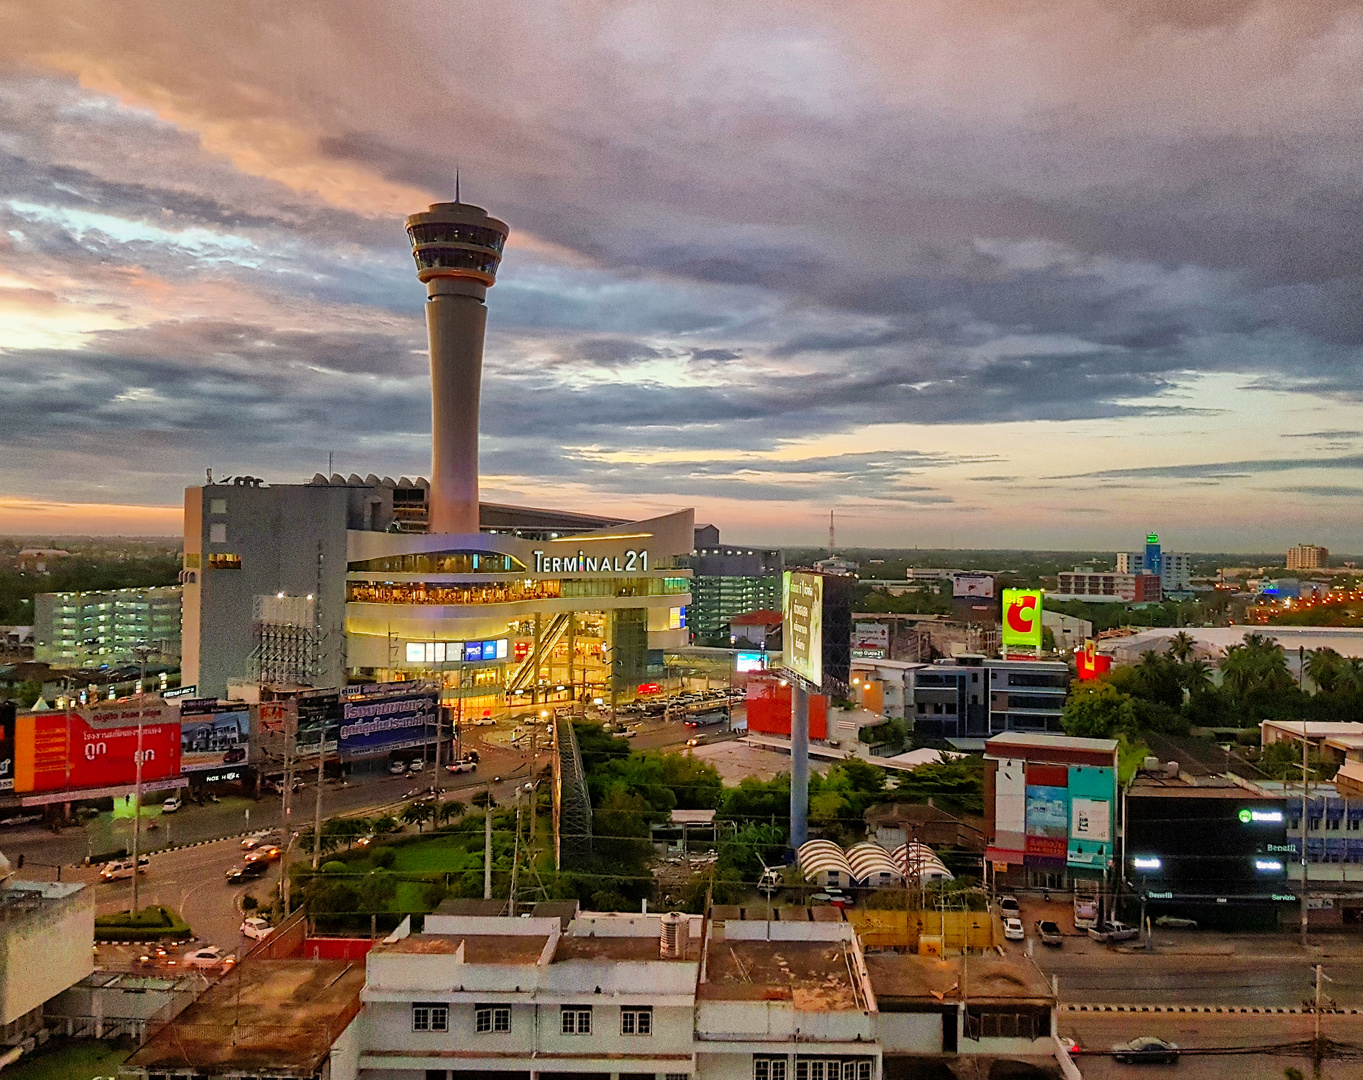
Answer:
[1062,1012,1363,1079]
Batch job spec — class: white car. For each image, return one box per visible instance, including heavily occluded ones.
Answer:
[182,945,235,968]
[162,796,181,813]
[445,759,478,774]
[1003,917,1025,941]
[99,856,149,881]
[240,917,274,940]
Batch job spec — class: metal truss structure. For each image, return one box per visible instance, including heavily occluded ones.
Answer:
[552,715,593,869]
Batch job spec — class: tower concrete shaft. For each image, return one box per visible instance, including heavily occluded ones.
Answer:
[405,201,510,534]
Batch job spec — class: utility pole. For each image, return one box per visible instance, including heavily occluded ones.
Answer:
[311,724,325,870]
[484,786,494,900]
[281,698,297,913]
[1313,963,1332,1064]
[129,643,153,917]
[1301,720,1310,947]
[509,789,522,915]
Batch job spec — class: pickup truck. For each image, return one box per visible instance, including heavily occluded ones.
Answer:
[1035,920,1064,946]
[445,758,478,774]
[1088,921,1140,944]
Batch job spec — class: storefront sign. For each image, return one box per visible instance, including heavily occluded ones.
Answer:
[531,549,649,573]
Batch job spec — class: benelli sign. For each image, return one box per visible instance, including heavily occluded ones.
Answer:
[532,549,650,574]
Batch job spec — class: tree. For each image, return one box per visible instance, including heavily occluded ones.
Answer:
[371,814,399,835]
[400,801,434,832]
[437,800,465,825]
[471,791,496,810]
[1306,648,1344,694]
[892,755,985,817]
[1167,631,1196,664]
[1220,633,1293,699]
[1179,658,1214,694]
[1062,681,1135,740]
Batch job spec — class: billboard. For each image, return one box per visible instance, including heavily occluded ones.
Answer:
[853,622,889,651]
[1076,639,1113,681]
[14,708,180,794]
[1067,765,1114,868]
[735,652,767,673]
[782,571,823,686]
[0,703,13,792]
[178,701,250,772]
[338,685,439,757]
[1002,588,1043,651]
[952,574,995,598]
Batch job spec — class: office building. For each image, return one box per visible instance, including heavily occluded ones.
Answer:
[1040,610,1091,656]
[182,200,692,705]
[853,655,1069,739]
[1288,544,1329,571]
[32,586,181,668]
[1116,539,1191,594]
[677,536,782,642]
[984,731,1119,891]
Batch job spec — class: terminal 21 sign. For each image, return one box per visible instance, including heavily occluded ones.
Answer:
[532,549,650,574]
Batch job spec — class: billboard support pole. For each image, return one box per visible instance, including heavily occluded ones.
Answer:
[790,682,809,851]
[311,731,324,870]
[130,644,152,917]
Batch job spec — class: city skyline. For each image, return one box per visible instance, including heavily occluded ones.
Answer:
[1,3,1362,550]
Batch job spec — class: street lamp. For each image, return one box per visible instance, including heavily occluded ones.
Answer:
[129,642,155,918]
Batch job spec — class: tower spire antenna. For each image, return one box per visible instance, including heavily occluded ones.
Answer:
[455,169,460,204]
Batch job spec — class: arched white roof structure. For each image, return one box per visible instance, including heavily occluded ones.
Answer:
[846,842,905,886]
[797,840,855,888]
[890,842,954,881]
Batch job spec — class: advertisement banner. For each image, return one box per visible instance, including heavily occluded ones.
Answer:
[1002,588,1044,651]
[952,574,995,599]
[1076,639,1113,681]
[178,702,250,772]
[338,687,439,757]
[782,571,824,686]
[14,709,180,794]
[0,703,13,792]
[1025,784,1069,838]
[1067,764,1115,869]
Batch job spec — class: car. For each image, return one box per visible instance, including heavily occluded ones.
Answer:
[1003,917,1025,941]
[1035,920,1064,946]
[99,856,150,881]
[407,759,428,773]
[226,861,268,883]
[446,758,478,774]
[183,946,235,969]
[1154,915,1198,930]
[998,895,1020,914]
[388,760,408,775]
[241,831,280,850]
[1089,921,1140,944]
[686,737,703,747]
[240,917,274,940]
[161,796,181,813]
[1060,1036,1082,1057]
[223,746,247,764]
[243,845,281,865]
[1110,1036,1179,1064]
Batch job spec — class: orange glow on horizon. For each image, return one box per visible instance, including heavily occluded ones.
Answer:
[0,498,182,537]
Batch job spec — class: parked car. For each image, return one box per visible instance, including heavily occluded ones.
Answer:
[1003,917,1025,941]
[1089,921,1140,944]
[161,796,181,813]
[240,917,274,940]
[1110,1036,1179,1064]
[998,895,1020,914]
[1155,915,1198,930]
[182,946,235,969]
[388,760,408,775]
[1035,920,1064,946]
[446,758,478,774]
[225,862,268,884]
[99,856,149,881]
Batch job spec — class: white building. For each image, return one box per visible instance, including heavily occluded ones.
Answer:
[0,867,94,1049]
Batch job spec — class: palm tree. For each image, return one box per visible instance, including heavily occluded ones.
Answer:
[401,801,434,833]
[1306,648,1343,694]
[1180,658,1214,693]
[1167,631,1196,664]
[436,800,465,826]
[1343,658,1363,695]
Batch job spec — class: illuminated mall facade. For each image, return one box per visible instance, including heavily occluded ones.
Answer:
[180,196,693,711]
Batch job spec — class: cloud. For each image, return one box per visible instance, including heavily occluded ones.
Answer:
[1053,455,1363,481]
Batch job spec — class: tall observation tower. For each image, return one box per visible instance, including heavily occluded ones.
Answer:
[405,200,510,534]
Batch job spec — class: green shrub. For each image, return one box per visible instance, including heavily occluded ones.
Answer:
[241,894,258,910]
[94,905,192,941]
[321,861,347,874]
[372,847,397,869]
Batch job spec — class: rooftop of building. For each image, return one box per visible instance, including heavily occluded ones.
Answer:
[730,610,783,626]
[1264,720,1363,737]
[126,957,365,1076]
[1140,731,1267,780]
[1128,771,1278,799]
[865,954,1052,1005]
[985,731,1119,754]
[698,937,866,1009]
[373,932,550,963]
[0,877,88,925]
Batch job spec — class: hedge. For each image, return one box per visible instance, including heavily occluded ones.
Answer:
[94,905,193,941]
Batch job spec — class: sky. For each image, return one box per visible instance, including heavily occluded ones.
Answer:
[0,1,1362,551]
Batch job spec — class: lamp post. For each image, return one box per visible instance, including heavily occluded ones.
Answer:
[130,642,154,918]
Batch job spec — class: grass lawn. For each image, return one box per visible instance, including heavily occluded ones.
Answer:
[2,1037,131,1080]
[390,834,483,873]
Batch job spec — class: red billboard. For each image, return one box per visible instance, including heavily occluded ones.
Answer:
[15,708,181,794]
[1076,640,1113,681]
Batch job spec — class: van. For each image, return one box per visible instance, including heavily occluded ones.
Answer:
[100,856,150,881]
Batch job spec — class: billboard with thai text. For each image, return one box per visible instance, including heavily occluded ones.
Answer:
[782,571,823,686]
[338,685,439,757]
[177,700,250,772]
[14,707,180,794]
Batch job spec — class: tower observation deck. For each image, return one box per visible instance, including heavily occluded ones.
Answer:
[405,201,510,534]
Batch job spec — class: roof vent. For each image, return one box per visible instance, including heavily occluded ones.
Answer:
[1143,756,1159,772]
[1164,761,1179,777]
[660,911,689,959]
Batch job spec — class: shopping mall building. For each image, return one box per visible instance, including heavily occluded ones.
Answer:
[181,190,695,715]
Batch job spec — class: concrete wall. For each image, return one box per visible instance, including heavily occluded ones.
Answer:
[877,1011,943,1054]
[0,883,93,1026]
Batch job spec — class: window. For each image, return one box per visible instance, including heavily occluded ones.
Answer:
[1350,818,1360,832]
[754,1058,787,1080]
[1327,818,1340,831]
[209,498,227,514]
[475,1005,511,1033]
[412,1002,449,1032]
[620,1007,652,1035]
[207,553,241,569]
[561,1007,591,1034]
[209,523,227,543]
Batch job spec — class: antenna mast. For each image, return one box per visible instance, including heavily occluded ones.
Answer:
[829,510,835,554]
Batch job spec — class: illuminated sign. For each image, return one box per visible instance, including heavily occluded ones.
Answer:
[782,571,823,686]
[1255,859,1284,872]
[669,606,686,630]
[1001,589,1043,650]
[1238,808,1283,823]
[405,639,507,664]
[531,549,649,574]
[1148,891,1173,899]
[952,574,994,599]
[1132,856,1162,870]
[735,652,766,673]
